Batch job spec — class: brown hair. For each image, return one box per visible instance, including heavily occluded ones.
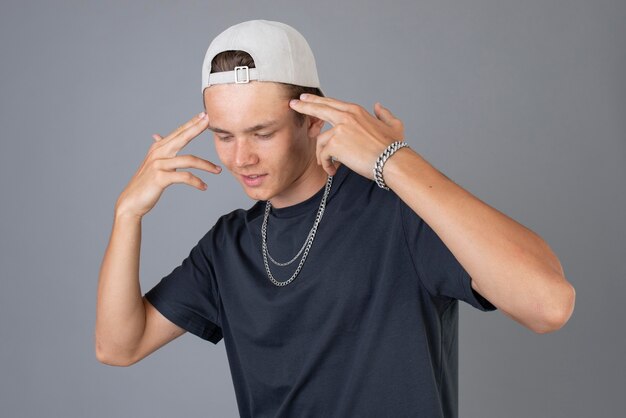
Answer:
[209,50,324,127]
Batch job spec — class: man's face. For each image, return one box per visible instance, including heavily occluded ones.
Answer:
[203,81,324,205]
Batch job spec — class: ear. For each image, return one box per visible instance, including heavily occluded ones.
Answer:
[307,115,325,138]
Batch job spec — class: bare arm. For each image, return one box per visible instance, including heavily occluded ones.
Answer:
[94,111,220,366]
[95,211,186,366]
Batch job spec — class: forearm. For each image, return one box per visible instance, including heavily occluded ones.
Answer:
[95,207,146,364]
[383,147,575,333]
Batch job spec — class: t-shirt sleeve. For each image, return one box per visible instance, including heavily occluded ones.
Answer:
[143,230,223,344]
[399,199,497,312]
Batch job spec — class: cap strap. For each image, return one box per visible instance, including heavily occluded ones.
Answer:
[207,66,260,85]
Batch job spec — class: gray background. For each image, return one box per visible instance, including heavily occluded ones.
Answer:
[1,0,623,417]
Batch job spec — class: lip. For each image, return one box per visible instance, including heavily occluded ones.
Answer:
[241,173,267,187]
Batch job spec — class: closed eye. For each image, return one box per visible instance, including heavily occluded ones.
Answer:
[216,132,274,141]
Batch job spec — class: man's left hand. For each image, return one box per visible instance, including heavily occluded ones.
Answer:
[289,94,405,178]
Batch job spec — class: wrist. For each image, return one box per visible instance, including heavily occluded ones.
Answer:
[380,147,427,192]
[373,141,411,190]
[114,202,144,222]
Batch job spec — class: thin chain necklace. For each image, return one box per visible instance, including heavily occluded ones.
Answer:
[261,175,333,287]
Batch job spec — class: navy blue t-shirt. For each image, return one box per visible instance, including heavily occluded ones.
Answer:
[144,163,497,418]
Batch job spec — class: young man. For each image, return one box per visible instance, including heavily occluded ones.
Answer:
[96,19,575,417]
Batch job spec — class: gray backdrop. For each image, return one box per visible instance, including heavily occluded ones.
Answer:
[1,0,624,417]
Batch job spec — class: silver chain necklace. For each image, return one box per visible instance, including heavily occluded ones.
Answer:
[261,175,333,287]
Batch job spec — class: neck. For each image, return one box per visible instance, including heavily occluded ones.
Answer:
[270,163,329,209]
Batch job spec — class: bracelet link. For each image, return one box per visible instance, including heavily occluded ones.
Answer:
[373,140,410,190]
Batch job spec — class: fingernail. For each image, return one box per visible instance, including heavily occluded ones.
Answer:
[290,99,298,106]
[300,93,308,100]
[216,166,222,172]
[202,183,208,189]
[198,111,206,119]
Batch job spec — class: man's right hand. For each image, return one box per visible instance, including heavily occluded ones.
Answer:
[114,111,220,218]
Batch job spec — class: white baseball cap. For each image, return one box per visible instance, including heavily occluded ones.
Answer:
[201,19,324,95]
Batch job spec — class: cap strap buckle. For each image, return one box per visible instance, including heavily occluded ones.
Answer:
[234,66,250,83]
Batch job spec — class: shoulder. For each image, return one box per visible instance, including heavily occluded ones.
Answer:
[203,202,263,246]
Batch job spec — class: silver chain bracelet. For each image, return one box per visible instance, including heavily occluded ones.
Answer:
[373,140,410,190]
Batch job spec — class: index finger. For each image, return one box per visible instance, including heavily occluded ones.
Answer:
[289,99,343,127]
[298,94,355,112]
[156,111,208,143]
[159,112,210,155]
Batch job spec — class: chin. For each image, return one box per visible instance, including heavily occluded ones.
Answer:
[241,186,272,202]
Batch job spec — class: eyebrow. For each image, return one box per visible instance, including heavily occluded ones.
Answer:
[207,119,280,134]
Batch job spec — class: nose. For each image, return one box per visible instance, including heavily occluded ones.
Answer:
[234,139,259,168]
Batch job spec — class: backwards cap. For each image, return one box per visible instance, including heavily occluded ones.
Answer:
[201,19,323,95]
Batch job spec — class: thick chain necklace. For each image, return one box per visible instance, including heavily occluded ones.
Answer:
[261,175,333,287]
